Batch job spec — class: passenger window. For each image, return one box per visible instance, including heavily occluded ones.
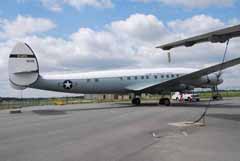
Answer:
[154,75,158,79]
[87,79,91,82]
[176,74,179,77]
[134,76,138,80]
[146,76,149,79]
[166,75,169,78]
[161,75,164,78]
[171,74,175,78]
[127,77,131,80]
[120,77,123,80]
[95,78,99,82]
[141,76,144,79]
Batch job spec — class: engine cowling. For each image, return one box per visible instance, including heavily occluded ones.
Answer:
[199,74,223,86]
[175,84,194,91]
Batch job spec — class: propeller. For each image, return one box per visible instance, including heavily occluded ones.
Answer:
[215,71,223,82]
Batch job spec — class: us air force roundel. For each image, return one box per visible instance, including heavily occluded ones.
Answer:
[63,80,73,89]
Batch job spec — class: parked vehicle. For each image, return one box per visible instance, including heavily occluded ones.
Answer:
[171,92,200,102]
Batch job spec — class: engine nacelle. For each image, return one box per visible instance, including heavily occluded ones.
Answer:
[199,74,223,86]
[176,84,194,91]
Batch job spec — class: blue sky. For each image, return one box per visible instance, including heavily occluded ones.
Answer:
[0,0,240,97]
[1,0,239,37]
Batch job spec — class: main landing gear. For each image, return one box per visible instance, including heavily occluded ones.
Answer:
[131,97,141,105]
[159,98,171,106]
[212,86,223,100]
[131,94,171,106]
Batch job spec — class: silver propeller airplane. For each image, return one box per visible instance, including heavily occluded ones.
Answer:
[8,24,240,106]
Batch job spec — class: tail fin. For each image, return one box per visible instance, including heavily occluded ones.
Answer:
[8,42,39,90]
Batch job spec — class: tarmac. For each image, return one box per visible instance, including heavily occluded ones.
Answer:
[0,98,240,161]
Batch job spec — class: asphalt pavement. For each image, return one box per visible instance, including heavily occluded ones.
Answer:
[0,98,240,161]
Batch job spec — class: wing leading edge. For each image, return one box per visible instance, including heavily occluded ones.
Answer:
[157,24,240,50]
[127,57,240,92]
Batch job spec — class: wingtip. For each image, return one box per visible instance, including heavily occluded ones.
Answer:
[156,46,172,51]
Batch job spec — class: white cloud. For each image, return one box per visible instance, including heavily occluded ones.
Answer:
[109,14,168,43]
[1,14,240,97]
[134,0,234,8]
[35,0,62,12]
[0,15,56,39]
[40,0,113,11]
[48,3,63,12]
[65,0,113,9]
[168,14,225,36]
[228,18,240,25]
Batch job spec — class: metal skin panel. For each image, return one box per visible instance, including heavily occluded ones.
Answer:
[30,72,223,94]
[9,42,38,74]
[8,42,39,88]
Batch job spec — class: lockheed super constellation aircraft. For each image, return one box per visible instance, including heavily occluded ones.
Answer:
[8,25,240,106]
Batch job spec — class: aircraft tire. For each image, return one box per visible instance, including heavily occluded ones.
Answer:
[132,98,141,105]
[159,98,170,106]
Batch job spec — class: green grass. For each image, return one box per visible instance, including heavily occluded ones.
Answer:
[199,91,240,98]
[1,91,240,110]
[0,98,131,110]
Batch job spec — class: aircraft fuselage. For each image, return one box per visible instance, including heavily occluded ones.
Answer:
[30,68,222,94]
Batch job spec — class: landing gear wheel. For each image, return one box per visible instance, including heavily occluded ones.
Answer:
[132,98,141,105]
[164,98,170,106]
[212,94,223,100]
[159,98,170,106]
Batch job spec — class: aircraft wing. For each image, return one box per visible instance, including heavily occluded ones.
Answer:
[127,57,240,93]
[157,24,240,50]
